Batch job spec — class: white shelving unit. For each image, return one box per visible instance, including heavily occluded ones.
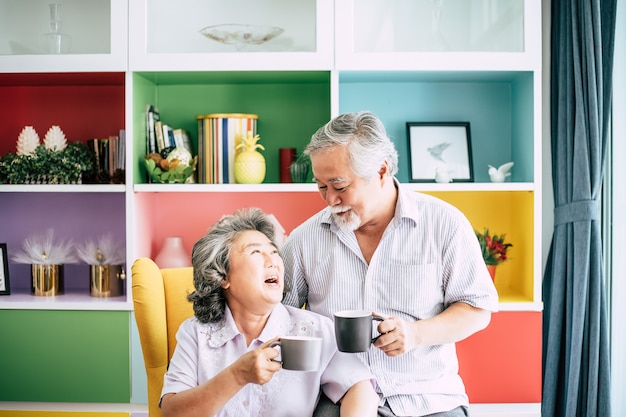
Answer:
[0,0,543,413]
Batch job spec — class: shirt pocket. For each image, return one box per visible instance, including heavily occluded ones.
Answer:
[371,262,443,320]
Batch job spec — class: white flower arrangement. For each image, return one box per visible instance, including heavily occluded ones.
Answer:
[76,234,125,265]
[12,229,77,265]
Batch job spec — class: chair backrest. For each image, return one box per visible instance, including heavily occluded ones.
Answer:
[132,257,195,417]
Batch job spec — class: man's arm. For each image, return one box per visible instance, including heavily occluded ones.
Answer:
[373,302,491,357]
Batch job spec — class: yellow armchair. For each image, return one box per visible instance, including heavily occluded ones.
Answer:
[131,257,195,417]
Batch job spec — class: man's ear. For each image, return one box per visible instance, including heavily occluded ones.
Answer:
[378,161,390,179]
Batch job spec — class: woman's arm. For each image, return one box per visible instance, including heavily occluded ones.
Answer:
[161,339,281,417]
[339,379,379,417]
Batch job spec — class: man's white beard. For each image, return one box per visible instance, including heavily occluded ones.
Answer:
[331,207,361,232]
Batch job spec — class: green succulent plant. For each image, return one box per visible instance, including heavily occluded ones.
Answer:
[144,156,197,184]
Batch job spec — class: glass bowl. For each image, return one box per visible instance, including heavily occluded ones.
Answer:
[199,24,284,50]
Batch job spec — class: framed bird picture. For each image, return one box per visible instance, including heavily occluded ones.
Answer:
[406,122,474,183]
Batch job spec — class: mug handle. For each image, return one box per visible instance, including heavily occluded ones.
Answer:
[371,315,385,343]
[268,340,282,364]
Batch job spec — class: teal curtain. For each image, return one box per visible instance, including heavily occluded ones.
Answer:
[542,1,617,416]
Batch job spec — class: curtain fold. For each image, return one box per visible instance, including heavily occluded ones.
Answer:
[542,1,617,416]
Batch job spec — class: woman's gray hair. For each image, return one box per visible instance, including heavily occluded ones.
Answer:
[187,207,281,323]
[305,111,399,179]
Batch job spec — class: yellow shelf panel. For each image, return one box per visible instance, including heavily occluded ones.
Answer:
[424,190,535,302]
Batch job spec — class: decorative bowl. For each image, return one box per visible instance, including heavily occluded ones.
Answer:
[199,24,284,48]
[144,155,197,184]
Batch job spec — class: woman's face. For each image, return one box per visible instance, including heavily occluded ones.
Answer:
[222,230,284,316]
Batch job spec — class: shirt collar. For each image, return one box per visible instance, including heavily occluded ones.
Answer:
[206,303,291,348]
[393,177,420,226]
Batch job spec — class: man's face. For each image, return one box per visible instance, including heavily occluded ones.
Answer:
[311,145,384,232]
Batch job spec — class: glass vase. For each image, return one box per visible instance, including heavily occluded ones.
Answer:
[40,3,72,54]
[154,237,191,269]
[290,155,311,183]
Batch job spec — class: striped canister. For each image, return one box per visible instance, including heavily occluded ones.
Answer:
[196,113,258,184]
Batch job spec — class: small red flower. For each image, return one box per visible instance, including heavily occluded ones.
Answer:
[475,228,513,266]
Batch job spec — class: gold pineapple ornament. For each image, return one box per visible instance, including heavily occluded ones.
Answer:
[234,131,266,184]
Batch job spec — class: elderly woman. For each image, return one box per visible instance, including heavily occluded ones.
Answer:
[160,207,378,417]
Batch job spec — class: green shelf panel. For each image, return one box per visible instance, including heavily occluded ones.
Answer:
[132,71,331,184]
[0,310,131,403]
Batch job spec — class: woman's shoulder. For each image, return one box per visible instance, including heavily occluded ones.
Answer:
[283,304,331,322]
[282,304,334,335]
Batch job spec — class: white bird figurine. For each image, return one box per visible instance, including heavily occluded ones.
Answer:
[488,162,514,183]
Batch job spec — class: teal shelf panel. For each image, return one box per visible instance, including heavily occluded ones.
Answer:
[0,310,131,403]
[339,71,534,183]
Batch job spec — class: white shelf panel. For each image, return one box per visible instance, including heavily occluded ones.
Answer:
[128,0,333,71]
[134,183,319,193]
[0,401,540,416]
[401,183,535,192]
[0,0,128,72]
[498,302,543,312]
[0,402,148,412]
[0,184,126,193]
[470,402,541,417]
[133,182,533,193]
[0,290,132,311]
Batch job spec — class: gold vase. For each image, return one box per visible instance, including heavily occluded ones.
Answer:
[31,264,64,296]
[90,265,125,297]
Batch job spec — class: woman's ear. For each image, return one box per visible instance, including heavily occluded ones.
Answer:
[221,279,230,290]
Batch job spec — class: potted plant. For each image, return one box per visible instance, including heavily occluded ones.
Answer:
[0,126,96,184]
[475,228,513,281]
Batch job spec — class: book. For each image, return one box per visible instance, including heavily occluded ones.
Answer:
[118,129,126,170]
[154,120,165,152]
[99,138,109,176]
[163,124,175,149]
[88,138,101,173]
[146,104,157,154]
[108,135,118,174]
[173,128,194,155]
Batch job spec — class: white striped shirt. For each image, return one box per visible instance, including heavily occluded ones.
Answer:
[282,180,499,416]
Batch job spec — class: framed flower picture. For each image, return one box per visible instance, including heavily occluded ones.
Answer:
[0,243,10,295]
[406,122,474,182]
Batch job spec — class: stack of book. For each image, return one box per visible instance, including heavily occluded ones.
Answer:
[196,113,258,184]
[146,104,193,156]
[87,130,126,184]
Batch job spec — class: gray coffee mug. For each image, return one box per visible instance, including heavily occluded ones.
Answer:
[334,310,385,353]
[269,336,322,371]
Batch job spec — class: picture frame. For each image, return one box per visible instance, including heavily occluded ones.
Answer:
[406,122,474,182]
[0,243,10,295]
